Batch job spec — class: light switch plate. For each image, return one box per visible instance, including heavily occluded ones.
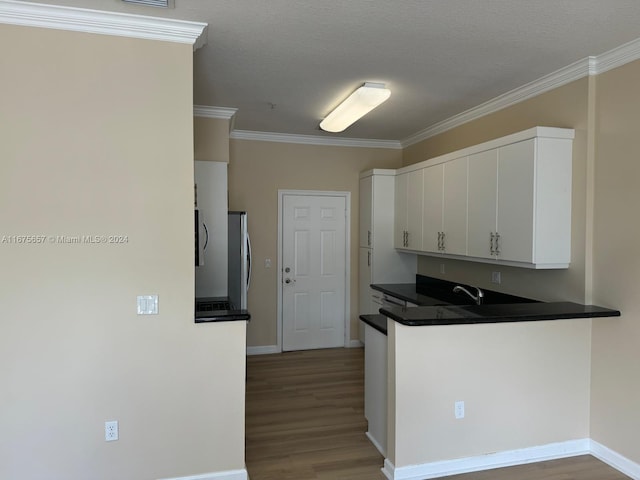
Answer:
[137,295,158,315]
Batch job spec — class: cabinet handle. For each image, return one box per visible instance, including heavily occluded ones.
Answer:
[405,231,409,247]
[367,250,371,267]
[490,232,495,255]
[367,230,371,247]
[437,232,441,250]
[495,233,501,255]
[441,232,446,251]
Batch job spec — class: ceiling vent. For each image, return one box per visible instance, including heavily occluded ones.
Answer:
[122,0,175,7]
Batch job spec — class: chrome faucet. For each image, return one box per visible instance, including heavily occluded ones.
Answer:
[453,285,484,305]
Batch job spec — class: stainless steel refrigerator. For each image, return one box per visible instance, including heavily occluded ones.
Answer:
[228,211,251,310]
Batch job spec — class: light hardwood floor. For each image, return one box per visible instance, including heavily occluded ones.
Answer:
[245,347,630,480]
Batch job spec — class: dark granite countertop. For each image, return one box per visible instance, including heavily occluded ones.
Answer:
[380,302,620,327]
[364,275,620,332]
[194,296,251,323]
[371,278,535,306]
[195,309,251,323]
[359,314,387,335]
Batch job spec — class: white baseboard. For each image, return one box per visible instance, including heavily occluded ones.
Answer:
[246,345,279,355]
[348,339,364,348]
[158,468,248,480]
[382,439,590,480]
[366,431,387,457]
[590,439,640,480]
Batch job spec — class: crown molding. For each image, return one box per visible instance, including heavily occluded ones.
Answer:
[0,0,208,50]
[401,37,640,147]
[193,105,238,120]
[230,130,402,149]
[592,36,640,75]
[401,57,593,148]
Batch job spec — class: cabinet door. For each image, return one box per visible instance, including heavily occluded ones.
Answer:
[496,139,535,263]
[406,169,424,250]
[467,149,498,259]
[394,173,407,248]
[442,156,468,255]
[359,247,374,315]
[359,176,373,248]
[422,164,444,253]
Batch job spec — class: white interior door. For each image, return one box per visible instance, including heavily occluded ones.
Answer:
[282,194,346,351]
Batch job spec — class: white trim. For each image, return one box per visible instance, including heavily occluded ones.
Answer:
[593,37,640,75]
[590,439,640,480]
[366,431,386,457]
[194,105,238,120]
[348,339,364,348]
[230,129,402,150]
[401,58,592,148]
[0,0,207,50]
[158,468,248,480]
[277,190,351,352]
[246,345,280,356]
[401,37,640,147]
[383,439,590,480]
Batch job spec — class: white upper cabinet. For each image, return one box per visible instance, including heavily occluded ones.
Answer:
[421,164,443,253]
[496,139,536,263]
[468,149,498,259]
[442,156,468,256]
[421,158,468,255]
[397,127,574,269]
[359,174,373,248]
[395,169,424,251]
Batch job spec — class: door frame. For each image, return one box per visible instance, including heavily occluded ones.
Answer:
[277,189,351,352]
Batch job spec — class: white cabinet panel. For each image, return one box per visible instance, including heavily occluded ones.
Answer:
[406,169,424,250]
[468,149,498,259]
[395,169,424,251]
[359,174,373,248]
[497,139,535,263]
[364,322,387,456]
[442,156,468,256]
[422,164,443,253]
[394,173,407,249]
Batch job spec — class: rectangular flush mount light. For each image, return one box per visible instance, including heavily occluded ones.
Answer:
[320,82,391,133]
[122,0,174,7]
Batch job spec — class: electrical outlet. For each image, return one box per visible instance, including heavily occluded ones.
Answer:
[455,401,465,419]
[265,258,272,268]
[491,271,501,284]
[105,420,119,441]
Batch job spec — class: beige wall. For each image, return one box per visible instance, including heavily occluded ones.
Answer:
[194,116,231,163]
[388,319,591,467]
[0,25,245,480]
[403,78,591,304]
[590,60,640,463]
[228,139,402,347]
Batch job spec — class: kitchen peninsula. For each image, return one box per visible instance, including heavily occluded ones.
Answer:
[360,276,620,480]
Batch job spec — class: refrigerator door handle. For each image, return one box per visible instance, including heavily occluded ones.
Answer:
[246,233,252,293]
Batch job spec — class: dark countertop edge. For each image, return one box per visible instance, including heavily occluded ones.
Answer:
[195,311,251,323]
[359,314,387,335]
[380,302,620,327]
[371,281,537,306]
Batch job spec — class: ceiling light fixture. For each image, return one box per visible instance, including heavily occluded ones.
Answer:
[122,0,174,8]
[319,82,391,133]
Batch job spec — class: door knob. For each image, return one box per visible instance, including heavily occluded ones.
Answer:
[285,278,292,284]
[284,267,291,273]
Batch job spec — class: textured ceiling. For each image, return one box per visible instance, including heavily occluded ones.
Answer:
[18,0,640,141]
